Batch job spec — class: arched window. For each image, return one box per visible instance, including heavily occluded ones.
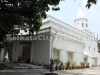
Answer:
[94,47,95,51]
[84,45,85,49]
[86,23,88,27]
[82,23,84,27]
[89,46,90,50]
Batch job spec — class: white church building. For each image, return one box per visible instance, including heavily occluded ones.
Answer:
[0,7,100,67]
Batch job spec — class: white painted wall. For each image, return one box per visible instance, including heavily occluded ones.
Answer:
[53,40,83,53]
[73,52,83,65]
[32,40,50,65]
[41,21,50,29]
[75,19,88,30]
[88,56,92,66]
[59,50,68,63]
[97,53,100,66]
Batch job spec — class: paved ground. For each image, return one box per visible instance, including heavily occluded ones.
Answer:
[54,67,100,75]
[0,63,100,75]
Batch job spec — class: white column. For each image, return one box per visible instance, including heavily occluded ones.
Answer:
[49,40,51,60]
[50,40,53,59]
[0,48,5,62]
[30,41,34,62]
[51,41,54,59]
[15,41,19,62]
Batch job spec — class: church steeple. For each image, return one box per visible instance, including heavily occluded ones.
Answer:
[75,7,88,30]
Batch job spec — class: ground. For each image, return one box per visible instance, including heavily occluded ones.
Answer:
[0,63,100,75]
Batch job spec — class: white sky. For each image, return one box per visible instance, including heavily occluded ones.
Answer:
[47,0,100,39]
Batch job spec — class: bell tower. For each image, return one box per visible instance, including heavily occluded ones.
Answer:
[74,7,88,30]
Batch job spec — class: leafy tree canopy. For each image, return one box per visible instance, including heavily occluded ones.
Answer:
[0,0,98,48]
[86,0,97,8]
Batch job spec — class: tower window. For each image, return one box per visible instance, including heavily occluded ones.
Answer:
[84,45,85,49]
[86,24,88,27]
[94,47,95,51]
[89,46,90,50]
[82,23,84,27]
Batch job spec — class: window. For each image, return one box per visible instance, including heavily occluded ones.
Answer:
[94,47,95,51]
[89,46,90,50]
[84,57,87,61]
[84,45,85,49]
[53,50,60,59]
[82,23,84,27]
[77,23,79,25]
[86,23,88,27]
[68,52,73,63]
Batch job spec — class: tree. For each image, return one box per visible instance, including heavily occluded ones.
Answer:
[0,0,62,48]
[0,0,98,48]
[86,0,97,8]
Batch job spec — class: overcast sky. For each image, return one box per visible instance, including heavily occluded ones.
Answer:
[47,0,100,39]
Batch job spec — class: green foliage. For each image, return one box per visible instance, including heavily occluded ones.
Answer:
[64,62,68,66]
[80,61,89,67]
[63,63,66,69]
[82,62,85,66]
[0,0,98,48]
[76,65,81,69]
[59,62,64,68]
[69,65,72,69]
[86,0,97,8]
[0,0,62,48]
[84,61,89,66]
[71,62,76,67]
[54,58,61,65]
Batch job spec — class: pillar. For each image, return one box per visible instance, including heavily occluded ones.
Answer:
[0,48,5,62]
[12,41,16,62]
[49,40,53,59]
[15,41,19,62]
[30,41,34,62]
[12,41,19,62]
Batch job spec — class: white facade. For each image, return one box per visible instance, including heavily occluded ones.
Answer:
[10,7,100,66]
[75,7,88,30]
[40,7,99,66]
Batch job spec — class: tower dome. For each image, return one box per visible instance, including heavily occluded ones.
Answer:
[75,7,88,30]
[75,7,87,20]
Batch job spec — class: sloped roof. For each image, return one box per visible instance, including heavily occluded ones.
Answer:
[76,7,87,20]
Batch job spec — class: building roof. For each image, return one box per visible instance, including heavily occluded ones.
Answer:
[75,7,87,20]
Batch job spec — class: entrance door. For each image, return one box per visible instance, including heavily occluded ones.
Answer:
[23,46,31,61]
[53,50,59,59]
[68,52,73,63]
[84,56,88,62]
